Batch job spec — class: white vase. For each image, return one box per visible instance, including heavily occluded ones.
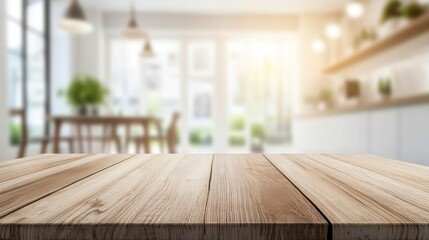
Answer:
[378,18,401,38]
[399,18,411,29]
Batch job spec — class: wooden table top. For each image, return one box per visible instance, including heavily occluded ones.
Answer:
[47,115,160,124]
[0,154,428,240]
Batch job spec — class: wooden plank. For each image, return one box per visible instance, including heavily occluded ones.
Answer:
[295,93,429,119]
[0,154,132,218]
[0,154,213,240]
[205,154,327,240]
[266,154,429,240]
[0,154,55,167]
[0,154,89,183]
[326,154,429,192]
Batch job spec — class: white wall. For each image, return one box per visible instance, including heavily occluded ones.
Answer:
[73,8,104,78]
[50,0,75,115]
[0,0,9,160]
[296,13,340,114]
[104,13,298,32]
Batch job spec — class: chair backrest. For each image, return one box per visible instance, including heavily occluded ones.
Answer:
[9,109,28,158]
[166,112,180,153]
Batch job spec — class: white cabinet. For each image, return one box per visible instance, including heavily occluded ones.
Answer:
[293,113,369,153]
[400,104,429,166]
[293,104,429,166]
[369,109,399,159]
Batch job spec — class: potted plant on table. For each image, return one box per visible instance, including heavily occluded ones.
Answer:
[250,123,265,153]
[59,75,109,115]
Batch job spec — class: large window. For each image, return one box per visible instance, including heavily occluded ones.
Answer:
[6,0,23,110]
[226,39,295,152]
[6,0,49,146]
[108,34,296,153]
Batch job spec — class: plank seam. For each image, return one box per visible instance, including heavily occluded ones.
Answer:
[0,154,94,184]
[263,154,333,240]
[0,154,137,220]
[203,154,215,238]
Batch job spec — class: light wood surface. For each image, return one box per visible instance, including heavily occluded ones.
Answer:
[0,154,87,183]
[323,12,429,73]
[1,154,429,240]
[0,154,214,239]
[0,154,132,218]
[205,154,327,240]
[265,154,429,240]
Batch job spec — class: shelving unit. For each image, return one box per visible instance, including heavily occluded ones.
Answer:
[323,13,429,74]
[295,93,429,119]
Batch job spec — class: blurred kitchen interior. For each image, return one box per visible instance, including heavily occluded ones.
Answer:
[1,0,429,166]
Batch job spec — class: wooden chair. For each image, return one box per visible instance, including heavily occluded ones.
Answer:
[9,109,76,156]
[9,109,28,158]
[134,112,180,153]
[73,122,121,153]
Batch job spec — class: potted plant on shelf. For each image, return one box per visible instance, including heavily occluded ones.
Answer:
[400,2,425,26]
[356,28,377,49]
[378,77,392,100]
[379,0,402,38]
[59,75,109,115]
[318,88,334,110]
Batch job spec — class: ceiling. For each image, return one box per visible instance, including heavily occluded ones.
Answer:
[78,0,346,14]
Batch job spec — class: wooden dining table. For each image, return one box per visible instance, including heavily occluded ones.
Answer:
[0,154,428,240]
[48,115,162,154]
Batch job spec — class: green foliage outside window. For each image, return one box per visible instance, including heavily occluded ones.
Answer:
[9,122,21,146]
[189,128,212,146]
[229,135,245,146]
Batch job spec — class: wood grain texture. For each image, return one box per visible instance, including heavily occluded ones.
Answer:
[0,154,214,240]
[0,154,132,218]
[0,154,54,168]
[205,154,327,240]
[0,154,88,183]
[326,154,429,192]
[265,154,429,240]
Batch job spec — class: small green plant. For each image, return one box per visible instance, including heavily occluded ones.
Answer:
[381,0,402,24]
[251,123,265,141]
[59,75,109,109]
[401,2,425,20]
[229,114,245,131]
[378,77,392,96]
[360,29,377,41]
[320,88,334,104]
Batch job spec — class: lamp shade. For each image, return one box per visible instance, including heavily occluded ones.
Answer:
[122,18,145,39]
[140,39,155,58]
[122,1,145,39]
[58,0,93,34]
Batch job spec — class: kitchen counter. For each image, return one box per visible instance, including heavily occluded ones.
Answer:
[0,154,428,239]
